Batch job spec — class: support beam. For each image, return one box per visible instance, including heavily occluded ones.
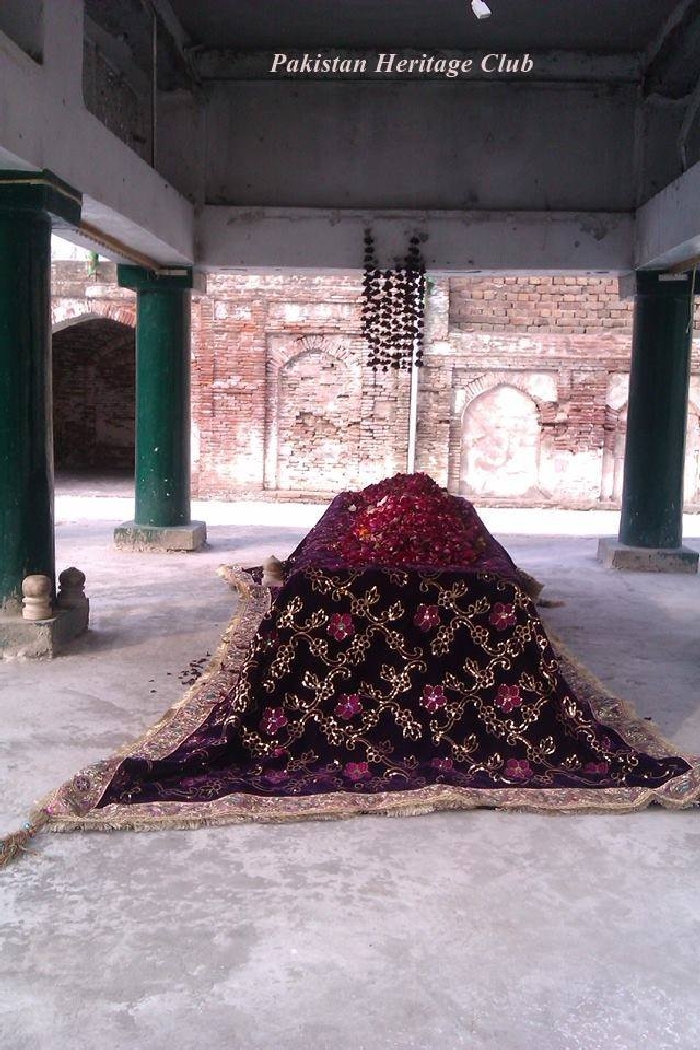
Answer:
[114,265,205,552]
[0,170,81,611]
[635,156,700,271]
[0,0,194,267]
[199,207,633,274]
[148,0,192,69]
[598,271,698,574]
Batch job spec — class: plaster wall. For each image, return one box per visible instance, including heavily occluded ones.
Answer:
[0,0,43,61]
[638,100,687,204]
[203,82,636,211]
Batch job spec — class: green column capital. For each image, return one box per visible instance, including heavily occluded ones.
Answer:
[117,265,194,291]
[0,169,81,226]
[633,270,698,299]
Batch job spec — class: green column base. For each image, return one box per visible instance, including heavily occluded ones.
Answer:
[597,539,699,574]
[113,521,207,552]
[0,602,89,659]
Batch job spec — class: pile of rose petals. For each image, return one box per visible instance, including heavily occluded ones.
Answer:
[295,473,488,571]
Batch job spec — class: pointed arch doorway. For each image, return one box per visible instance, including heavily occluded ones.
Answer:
[52,316,136,478]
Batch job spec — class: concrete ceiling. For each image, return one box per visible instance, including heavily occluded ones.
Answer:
[167,0,683,53]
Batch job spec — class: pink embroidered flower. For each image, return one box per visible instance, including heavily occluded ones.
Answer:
[328,612,355,641]
[504,758,532,780]
[431,757,454,773]
[345,761,370,781]
[489,602,518,631]
[261,706,288,736]
[421,684,447,713]
[335,693,363,720]
[263,769,289,786]
[495,684,522,713]
[583,761,610,775]
[414,604,440,631]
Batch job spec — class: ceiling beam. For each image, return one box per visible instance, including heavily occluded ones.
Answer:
[147,0,191,64]
[642,0,700,97]
[635,156,700,270]
[197,206,633,274]
[643,0,699,70]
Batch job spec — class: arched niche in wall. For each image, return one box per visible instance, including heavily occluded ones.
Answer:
[264,334,363,492]
[601,399,700,507]
[685,401,700,506]
[52,316,135,473]
[460,384,542,498]
[599,403,628,503]
[601,374,629,503]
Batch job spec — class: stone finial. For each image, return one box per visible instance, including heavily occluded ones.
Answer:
[21,575,53,621]
[261,556,285,587]
[57,566,87,608]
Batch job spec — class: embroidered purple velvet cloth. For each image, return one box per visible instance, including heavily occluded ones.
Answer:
[99,480,689,809]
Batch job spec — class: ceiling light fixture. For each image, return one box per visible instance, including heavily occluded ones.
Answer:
[471,0,492,18]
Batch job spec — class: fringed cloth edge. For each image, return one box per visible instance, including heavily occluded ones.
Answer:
[3,567,699,865]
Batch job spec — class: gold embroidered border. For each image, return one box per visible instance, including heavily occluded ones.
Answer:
[34,568,700,833]
[35,569,270,821]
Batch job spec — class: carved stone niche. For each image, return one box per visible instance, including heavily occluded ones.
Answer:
[451,370,558,501]
[263,333,364,492]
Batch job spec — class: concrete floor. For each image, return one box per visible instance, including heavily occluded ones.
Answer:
[1,485,700,1050]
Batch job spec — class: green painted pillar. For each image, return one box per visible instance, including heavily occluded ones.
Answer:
[619,272,694,550]
[0,171,81,611]
[115,266,205,551]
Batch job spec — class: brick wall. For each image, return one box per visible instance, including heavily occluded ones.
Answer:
[428,277,699,507]
[191,273,411,500]
[50,262,700,508]
[449,275,634,333]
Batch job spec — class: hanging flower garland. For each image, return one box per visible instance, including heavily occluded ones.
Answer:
[361,229,427,372]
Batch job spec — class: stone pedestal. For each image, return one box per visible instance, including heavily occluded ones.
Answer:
[597,538,699,574]
[0,603,89,659]
[114,521,207,552]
